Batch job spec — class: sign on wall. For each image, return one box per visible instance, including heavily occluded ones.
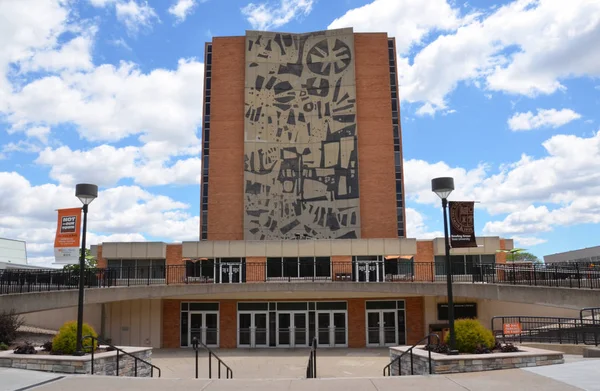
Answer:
[53,207,82,265]
[437,302,478,320]
[503,323,522,335]
[449,201,478,248]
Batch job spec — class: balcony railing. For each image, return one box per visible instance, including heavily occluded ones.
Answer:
[1,262,599,295]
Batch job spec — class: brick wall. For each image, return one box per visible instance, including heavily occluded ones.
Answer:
[354,33,398,239]
[405,297,425,344]
[331,256,352,281]
[347,298,366,348]
[414,241,434,281]
[166,244,185,284]
[96,245,106,269]
[219,300,237,348]
[207,36,245,240]
[246,257,266,282]
[497,239,507,264]
[162,299,181,348]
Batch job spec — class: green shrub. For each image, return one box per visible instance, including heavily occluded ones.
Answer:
[0,342,9,350]
[445,318,495,353]
[0,310,25,345]
[52,321,98,355]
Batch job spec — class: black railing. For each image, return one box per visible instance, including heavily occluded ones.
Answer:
[491,315,600,346]
[82,335,161,377]
[192,336,233,379]
[306,337,317,378]
[383,333,440,376]
[2,262,599,295]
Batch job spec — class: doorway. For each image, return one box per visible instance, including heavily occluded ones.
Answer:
[316,311,347,347]
[366,310,397,346]
[189,311,219,347]
[277,312,308,347]
[238,312,268,348]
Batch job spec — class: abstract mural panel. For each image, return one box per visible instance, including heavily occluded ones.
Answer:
[244,28,361,240]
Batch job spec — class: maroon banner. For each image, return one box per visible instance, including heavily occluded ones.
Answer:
[449,201,477,248]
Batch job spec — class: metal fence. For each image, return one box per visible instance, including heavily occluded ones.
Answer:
[491,314,600,346]
[1,262,599,295]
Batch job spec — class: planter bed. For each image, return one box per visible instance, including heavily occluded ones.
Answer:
[0,345,153,377]
[389,345,563,375]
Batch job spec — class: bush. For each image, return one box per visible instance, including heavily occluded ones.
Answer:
[41,341,52,351]
[0,342,9,350]
[0,310,25,345]
[52,321,98,355]
[445,318,495,354]
[14,342,37,354]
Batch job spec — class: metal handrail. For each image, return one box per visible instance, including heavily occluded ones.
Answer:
[306,337,317,378]
[192,337,233,379]
[383,333,440,376]
[82,335,161,377]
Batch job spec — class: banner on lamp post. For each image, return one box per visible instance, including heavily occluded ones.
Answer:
[449,201,478,248]
[53,207,82,265]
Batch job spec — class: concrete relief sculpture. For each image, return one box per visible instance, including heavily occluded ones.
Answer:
[244,28,361,240]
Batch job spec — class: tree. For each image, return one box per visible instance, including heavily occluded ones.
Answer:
[496,248,541,263]
[62,248,97,271]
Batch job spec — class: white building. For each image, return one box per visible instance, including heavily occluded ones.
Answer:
[544,245,600,265]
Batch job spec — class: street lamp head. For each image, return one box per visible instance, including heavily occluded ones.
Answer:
[75,183,98,205]
[431,177,454,200]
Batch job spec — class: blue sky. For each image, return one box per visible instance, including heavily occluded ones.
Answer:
[1,0,600,266]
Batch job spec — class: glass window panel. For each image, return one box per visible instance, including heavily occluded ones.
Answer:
[277,302,307,311]
[481,254,496,264]
[238,302,268,311]
[366,301,396,310]
[299,257,314,278]
[151,259,166,278]
[180,311,188,347]
[267,258,282,278]
[189,302,219,311]
[283,257,298,278]
[316,302,347,310]
[315,257,331,277]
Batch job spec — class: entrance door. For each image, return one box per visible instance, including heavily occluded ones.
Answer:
[238,312,268,347]
[316,311,347,347]
[189,312,219,347]
[355,261,383,282]
[277,312,307,347]
[218,262,242,283]
[366,310,397,346]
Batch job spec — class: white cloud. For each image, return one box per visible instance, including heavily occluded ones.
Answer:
[7,59,204,149]
[333,0,600,114]
[108,38,132,51]
[242,0,313,30]
[0,172,199,267]
[115,0,159,35]
[508,108,582,131]
[20,33,95,73]
[405,208,443,239]
[329,0,462,54]
[169,0,198,23]
[404,130,600,243]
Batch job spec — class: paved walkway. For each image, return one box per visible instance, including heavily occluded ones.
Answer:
[152,348,391,379]
[0,367,593,391]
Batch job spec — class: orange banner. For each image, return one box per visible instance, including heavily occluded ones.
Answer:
[503,323,522,335]
[53,207,82,264]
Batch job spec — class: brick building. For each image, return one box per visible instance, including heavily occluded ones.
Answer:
[92,28,512,349]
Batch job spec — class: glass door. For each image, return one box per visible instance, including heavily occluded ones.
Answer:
[219,262,241,283]
[205,313,219,346]
[277,313,291,346]
[189,313,203,345]
[317,311,347,347]
[367,312,380,345]
[239,313,252,346]
[189,312,219,347]
[355,261,382,282]
[254,313,268,347]
[317,312,331,346]
[366,310,397,346]
[333,312,347,346]
[294,313,307,347]
[238,312,268,348]
[382,311,397,345]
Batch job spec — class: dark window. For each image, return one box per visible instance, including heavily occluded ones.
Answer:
[238,302,268,311]
[366,301,396,310]
[316,302,347,310]
[189,302,219,311]
[315,257,331,277]
[180,311,188,346]
[277,302,308,311]
[267,257,282,278]
[283,257,298,278]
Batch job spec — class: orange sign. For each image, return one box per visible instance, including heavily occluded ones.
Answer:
[53,208,82,264]
[503,323,522,335]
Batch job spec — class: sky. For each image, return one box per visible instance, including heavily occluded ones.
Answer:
[1,0,600,267]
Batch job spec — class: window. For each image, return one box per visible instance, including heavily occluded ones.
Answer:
[186,259,215,279]
[106,259,165,279]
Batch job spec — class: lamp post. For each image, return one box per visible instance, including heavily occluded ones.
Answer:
[74,183,98,356]
[431,177,458,355]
